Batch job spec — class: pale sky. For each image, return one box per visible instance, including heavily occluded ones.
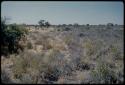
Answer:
[1,1,124,25]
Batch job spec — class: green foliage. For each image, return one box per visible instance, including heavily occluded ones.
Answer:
[45,21,50,28]
[5,25,23,41]
[38,20,45,28]
[38,20,50,28]
[1,17,8,45]
[1,18,28,55]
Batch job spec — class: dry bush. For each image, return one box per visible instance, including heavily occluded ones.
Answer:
[1,69,12,84]
[29,33,37,40]
[81,38,106,59]
[2,25,123,84]
[63,35,73,45]
[12,55,29,79]
[27,42,33,49]
[16,37,28,52]
[82,39,95,56]
[90,60,118,84]
[56,76,66,84]
[75,71,91,84]
[11,51,43,81]
[11,48,65,83]
[48,38,67,51]
[35,35,53,50]
[108,45,123,60]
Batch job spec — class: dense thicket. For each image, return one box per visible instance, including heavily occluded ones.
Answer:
[1,18,28,55]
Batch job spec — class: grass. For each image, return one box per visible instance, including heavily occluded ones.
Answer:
[27,42,33,49]
[34,35,53,50]
[11,48,64,83]
[63,34,73,45]
[82,39,95,56]
[91,60,117,84]
[2,26,123,84]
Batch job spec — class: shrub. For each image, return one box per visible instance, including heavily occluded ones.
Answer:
[11,49,64,83]
[82,39,95,56]
[76,62,90,71]
[12,52,43,83]
[35,35,53,50]
[91,61,117,84]
[79,33,85,37]
[63,35,73,45]
[109,45,123,60]
[64,27,71,31]
[1,18,28,55]
[12,55,29,79]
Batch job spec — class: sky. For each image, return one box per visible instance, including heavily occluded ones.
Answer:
[1,1,124,25]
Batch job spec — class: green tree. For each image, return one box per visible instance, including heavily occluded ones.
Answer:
[45,21,50,28]
[38,20,51,28]
[38,20,45,28]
